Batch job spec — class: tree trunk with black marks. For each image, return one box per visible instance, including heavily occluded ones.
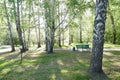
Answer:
[89,0,108,74]
[4,1,15,52]
[21,0,28,51]
[44,0,55,53]
[15,0,25,52]
[49,0,55,53]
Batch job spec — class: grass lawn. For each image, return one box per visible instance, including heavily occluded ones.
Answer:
[0,49,120,80]
[104,43,120,48]
[71,43,120,49]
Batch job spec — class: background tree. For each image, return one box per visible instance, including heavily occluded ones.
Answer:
[4,0,15,52]
[13,0,27,52]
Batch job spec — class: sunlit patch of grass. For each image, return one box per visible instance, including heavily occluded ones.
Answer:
[0,50,91,80]
[103,51,120,80]
[104,43,120,48]
[54,44,73,48]
[1,68,11,74]
[0,49,120,80]
[104,52,114,56]
[61,69,68,73]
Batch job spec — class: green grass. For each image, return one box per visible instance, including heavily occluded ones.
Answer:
[54,42,120,49]
[0,50,90,80]
[103,51,120,80]
[0,49,120,80]
[104,43,120,48]
[54,44,73,48]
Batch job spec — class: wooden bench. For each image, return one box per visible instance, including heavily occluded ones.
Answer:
[76,44,90,51]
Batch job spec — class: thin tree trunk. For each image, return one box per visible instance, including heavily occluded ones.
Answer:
[110,14,116,44]
[45,23,51,53]
[44,6,50,52]
[49,0,55,53]
[45,23,48,51]
[38,6,41,48]
[20,51,23,64]
[4,1,15,52]
[27,28,30,47]
[32,4,39,47]
[71,34,73,43]
[58,2,61,47]
[89,0,108,74]
[50,30,55,53]
[27,0,31,48]
[44,0,55,53]
[20,0,28,50]
[79,16,82,43]
[14,0,25,52]
[38,27,41,48]
[58,27,61,47]
[108,2,116,44]
[62,29,64,45]
[79,25,82,43]
[69,28,71,45]
[69,28,73,45]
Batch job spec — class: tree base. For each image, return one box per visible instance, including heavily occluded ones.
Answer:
[88,71,110,80]
[11,49,15,52]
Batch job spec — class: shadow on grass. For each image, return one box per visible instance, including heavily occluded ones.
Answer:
[89,72,111,80]
[28,50,90,80]
[0,50,91,80]
[0,51,11,56]
[103,51,120,80]
[108,51,120,55]
[2,50,119,80]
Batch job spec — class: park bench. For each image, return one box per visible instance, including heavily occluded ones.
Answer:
[76,44,90,51]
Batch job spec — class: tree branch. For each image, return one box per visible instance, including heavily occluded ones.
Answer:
[55,10,68,30]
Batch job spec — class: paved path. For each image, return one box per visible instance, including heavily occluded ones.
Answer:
[1,45,120,54]
[54,48,120,51]
[104,48,120,51]
[0,45,12,53]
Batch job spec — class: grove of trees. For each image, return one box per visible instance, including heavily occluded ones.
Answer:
[0,0,120,76]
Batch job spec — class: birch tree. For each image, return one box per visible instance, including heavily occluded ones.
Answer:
[4,0,15,52]
[89,0,108,73]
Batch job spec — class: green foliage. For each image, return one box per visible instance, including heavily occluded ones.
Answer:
[43,0,51,9]
[0,0,120,47]
[0,29,8,45]
[105,0,120,44]
[67,0,90,17]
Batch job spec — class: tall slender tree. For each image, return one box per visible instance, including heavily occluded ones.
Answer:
[89,0,108,73]
[20,0,28,50]
[57,1,61,47]
[27,0,32,48]
[50,0,55,53]
[37,3,41,48]
[4,1,15,52]
[44,0,55,53]
[14,0,26,52]
[108,1,116,44]
[79,16,82,43]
